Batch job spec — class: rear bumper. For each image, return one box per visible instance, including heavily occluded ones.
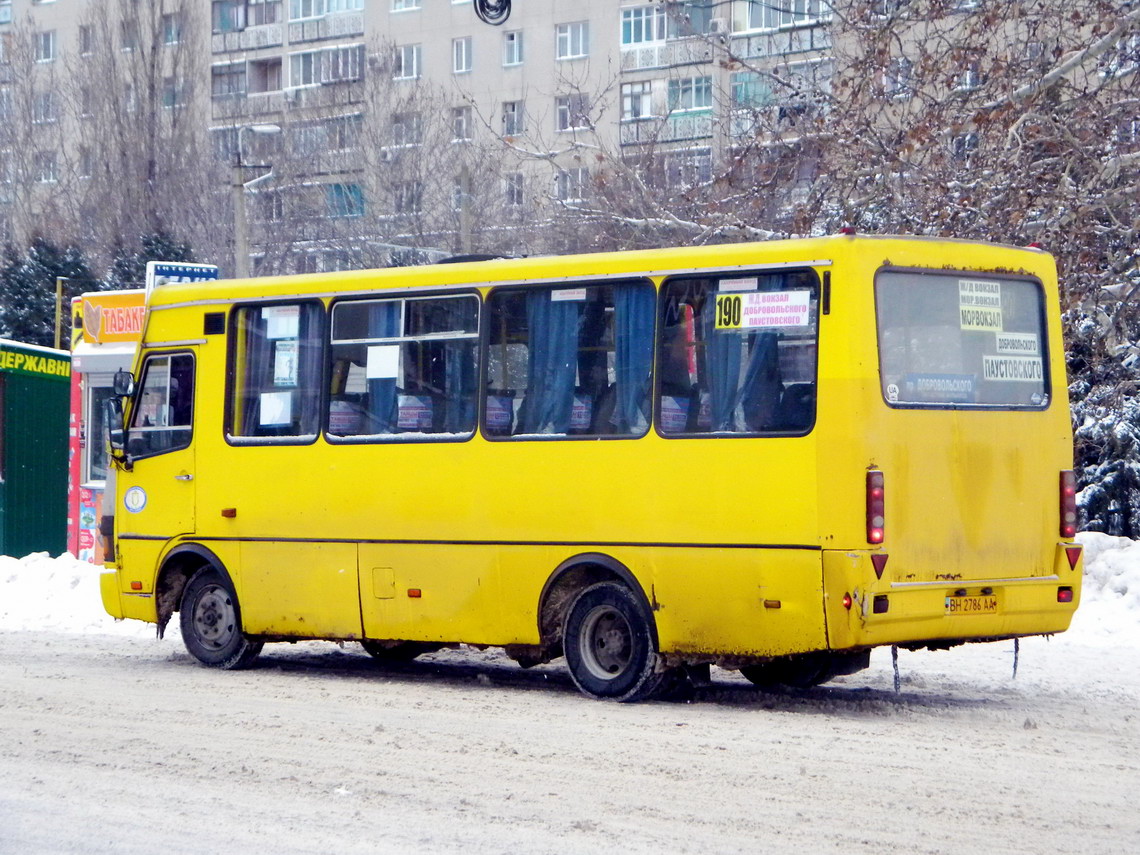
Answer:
[823,546,1082,650]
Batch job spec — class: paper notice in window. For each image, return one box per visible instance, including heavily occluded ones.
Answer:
[273,339,298,386]
[263,305,300,340]
[959,280,1003,331]
[717,290,811,329]
[366,344,400,379]
[259,391,293,426]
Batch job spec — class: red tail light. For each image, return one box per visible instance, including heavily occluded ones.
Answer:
[1057,587,1074,603]
[867,469,885,544]
[1060,470,1077,539]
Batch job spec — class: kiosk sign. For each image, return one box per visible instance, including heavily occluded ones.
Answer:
[145,261,220,297]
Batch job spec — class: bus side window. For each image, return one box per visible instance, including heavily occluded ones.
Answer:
[128,352,194,458]
[483,280,654,439]
[656,271,819,436]
[326,294,478,440]
[228,302,324,442]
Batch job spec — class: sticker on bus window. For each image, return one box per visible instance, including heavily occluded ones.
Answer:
[259,391,293,426]
[397,395,433,430]
[959,280,1003,332]
[995,332,1038,355]
[715,291,810,330]
[263,305,300,340]
[718,277,758,292]
[273,340,298,386]
[366,345,400,379]
[551,288,587,302]
[982,355,1043,383]
[902,373,976,404]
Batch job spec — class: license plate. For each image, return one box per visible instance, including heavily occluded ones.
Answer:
[945,595,998,615]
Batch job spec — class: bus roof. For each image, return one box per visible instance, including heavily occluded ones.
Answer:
[145,234,1054,311]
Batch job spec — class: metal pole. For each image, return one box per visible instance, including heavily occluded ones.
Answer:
[233,163,249,279]
[54,277,66,350]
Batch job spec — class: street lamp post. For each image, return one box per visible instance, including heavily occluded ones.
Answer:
[232,123,282,279]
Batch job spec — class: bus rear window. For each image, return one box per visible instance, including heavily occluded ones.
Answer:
[876,270,1049,409]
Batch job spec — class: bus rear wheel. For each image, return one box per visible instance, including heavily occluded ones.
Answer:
[563,581,666,702]
[179,567,262,669]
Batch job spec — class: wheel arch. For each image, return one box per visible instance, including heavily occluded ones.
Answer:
[155,543,236,639]
[536,552,657,659]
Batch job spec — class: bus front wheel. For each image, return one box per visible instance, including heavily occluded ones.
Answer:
[179,567,263,669]
[563,582,666,702]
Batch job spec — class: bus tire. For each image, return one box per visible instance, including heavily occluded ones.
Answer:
[179,567,262,670]
[563,581,665,702]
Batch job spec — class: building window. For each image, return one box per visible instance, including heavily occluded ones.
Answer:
[324,44,364,82]
[212,1,246,33]
[290,0,326,20]
[327,0,362,10]
[34,31,56,62]
[79,146,93,179]
[391,111,423,147]
[78,25,93,56]
[730,71,772,109]
[248,0,283,26]
[0,1,10,25]
[328,114,362,151]
[212,62,248,98]
[395,181,423,214]
[621,5,667,46]
[503,30,523,66]
[392,0,421,9]
[621,81,653,120]
[505,172,524,206]
[34,151,58,183]
[162,76,184,109]
[954,64,982,92]
[394,44,421,79]
[502,100,525,135]
[668,76,713,112]
[452,106,473,141]
[885,57,913,97]
[327,183,364,218]
[555,167,588,202]
[32,92,57,124]
[556,22,589,59]
[162,13,182,45]
[555,94,590,131]
[291,51,320,87]
[950,131,978,161]
[453,37,472,74]
[249,58,283,93]
[742,0,825,31]
[120,19,139,51]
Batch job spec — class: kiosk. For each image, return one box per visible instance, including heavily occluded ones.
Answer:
[0,339,71,557]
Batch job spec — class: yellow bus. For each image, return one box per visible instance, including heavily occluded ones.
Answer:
[100,234,1082,700]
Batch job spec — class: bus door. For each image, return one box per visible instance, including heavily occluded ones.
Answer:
[115,350,197,587]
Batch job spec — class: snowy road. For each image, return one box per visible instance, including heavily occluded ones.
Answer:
[2,627,1138,855]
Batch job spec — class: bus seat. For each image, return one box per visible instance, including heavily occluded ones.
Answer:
[774,383,815,430]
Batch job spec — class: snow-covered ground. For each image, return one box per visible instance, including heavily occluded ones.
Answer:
[2,534,1139,854]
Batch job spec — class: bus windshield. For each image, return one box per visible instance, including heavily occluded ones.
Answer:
[876,269,1049,409]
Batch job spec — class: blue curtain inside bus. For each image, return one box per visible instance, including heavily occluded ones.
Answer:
[740,331,781,430]
[366,302,400,433]
[444,340,476,432]
[613,284,655,433]
[521,292,581,433]
[704,300,741,431]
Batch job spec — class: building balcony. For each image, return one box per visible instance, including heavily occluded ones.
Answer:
[731,23,831,60]
[620,37,714,72]
[288,12,364,45]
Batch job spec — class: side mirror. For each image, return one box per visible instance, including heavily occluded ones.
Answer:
[113,369,135,397]
[104,396,129,467]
